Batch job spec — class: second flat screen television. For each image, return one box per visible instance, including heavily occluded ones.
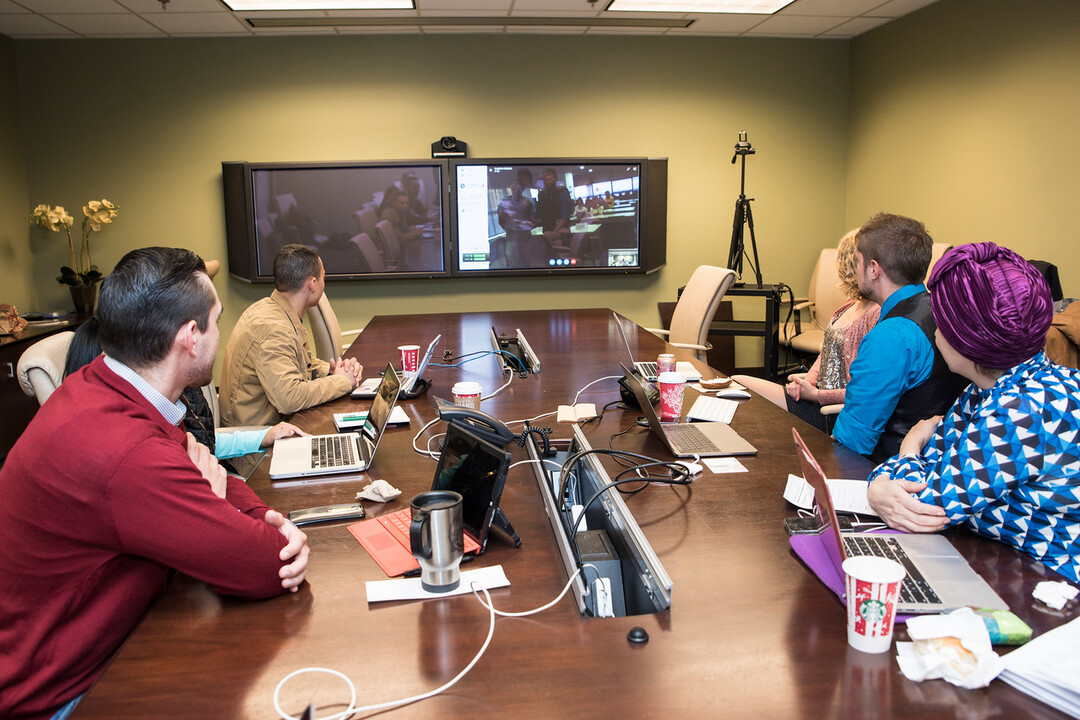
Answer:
[451,159,665,276]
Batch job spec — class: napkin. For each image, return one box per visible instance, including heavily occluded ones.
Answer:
[1032,580,1078,611]
[895,607,1004,689]
[356,479,402,503]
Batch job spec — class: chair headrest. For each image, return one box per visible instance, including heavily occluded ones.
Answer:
[17,331,75,404]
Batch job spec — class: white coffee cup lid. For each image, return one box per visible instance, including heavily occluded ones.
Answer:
[398,344,420,350]
[452,381,482,395]
[656,371,687,384]
[842,556,907,583]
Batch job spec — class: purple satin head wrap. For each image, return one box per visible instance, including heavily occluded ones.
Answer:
[928,242,1053,370]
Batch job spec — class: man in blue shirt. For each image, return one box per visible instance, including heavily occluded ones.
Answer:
[832,213,965,462]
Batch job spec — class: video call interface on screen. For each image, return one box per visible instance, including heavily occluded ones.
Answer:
[454,162,642,273]
[251,164,446,278]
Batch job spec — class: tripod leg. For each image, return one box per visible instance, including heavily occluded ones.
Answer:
[727,196,746,276]
[744,201,763,286]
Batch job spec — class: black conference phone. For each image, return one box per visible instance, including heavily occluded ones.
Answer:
[618,370,660,410]
[433,396,516,448]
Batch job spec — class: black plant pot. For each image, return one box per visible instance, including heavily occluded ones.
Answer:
[69,283,99,315]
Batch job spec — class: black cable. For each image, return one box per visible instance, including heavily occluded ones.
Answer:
[516,422,552,457]
[557,448,674,512]
[569,464,693,540]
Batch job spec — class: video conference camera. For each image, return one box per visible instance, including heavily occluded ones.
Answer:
[431,136,468,158]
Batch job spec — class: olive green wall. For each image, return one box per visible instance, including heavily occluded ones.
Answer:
[11,34,849,371]
[848,0,1079,294]
[0,36,32,311]
[8,0,1078,376]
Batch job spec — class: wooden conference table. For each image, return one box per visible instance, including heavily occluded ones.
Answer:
[75,309,1078,719]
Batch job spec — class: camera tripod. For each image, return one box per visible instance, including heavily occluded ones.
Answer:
[726,131,763,287]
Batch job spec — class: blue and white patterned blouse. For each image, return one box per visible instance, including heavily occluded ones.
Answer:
[869,352,1080,583]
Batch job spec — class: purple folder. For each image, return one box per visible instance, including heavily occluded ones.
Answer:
[789,530,913,624]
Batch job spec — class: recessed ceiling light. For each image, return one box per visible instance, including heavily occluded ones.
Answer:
[607,0,796,13]
[223,1,414,10]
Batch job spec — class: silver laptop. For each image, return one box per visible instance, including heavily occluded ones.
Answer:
[620,363,756,458]
[352,335,440,399]
[270,364,400,480]
[792,427,1007,614]
[613,311,701,381]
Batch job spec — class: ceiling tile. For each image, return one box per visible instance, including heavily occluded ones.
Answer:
[679,13,763,32]
[117,0,227,11]
[416,0,511,9]
[16,0,123,12]
[149,11,251,33]
[0,13,77,36]
[818,15,890,36]
[870,0,941,17]
[777,0,884,16]
[46,12,165,35]
[743,13,844,35]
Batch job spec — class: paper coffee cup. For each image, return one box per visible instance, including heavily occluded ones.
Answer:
[451,381,482,410]
[843,556,907,654]
[656,371,686,422]
[398,345,421,374]
[657,353,676,374]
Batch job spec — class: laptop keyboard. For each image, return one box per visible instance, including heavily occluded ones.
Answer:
[637,361,658,378]
[312,435,356,469]
[843,535,942,605]
[663,424,722,453]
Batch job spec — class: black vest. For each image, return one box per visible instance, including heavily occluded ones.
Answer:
[870,291,968,464]
[180,387,216,454]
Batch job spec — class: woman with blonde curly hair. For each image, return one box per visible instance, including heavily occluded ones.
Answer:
[734,229,880,432]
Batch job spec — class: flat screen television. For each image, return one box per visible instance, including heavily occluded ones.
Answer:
[449,158,666,277]
[222,160,451,282]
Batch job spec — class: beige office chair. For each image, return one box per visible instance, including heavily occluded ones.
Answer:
[644,265,738,362]
[17,331,74,406]
[354,207,379,240]
[373,219,401,267]
[782,247,846,357]
[204,259,221,279]
[352,232,386,273]
[307,292,362,361]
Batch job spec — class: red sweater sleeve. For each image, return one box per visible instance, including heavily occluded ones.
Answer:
[106,437,288,599]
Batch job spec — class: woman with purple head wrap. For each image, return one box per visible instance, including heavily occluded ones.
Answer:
[867,242,1080,584]
[928,242,1054,372]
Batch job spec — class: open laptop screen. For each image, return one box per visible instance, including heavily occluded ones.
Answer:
[432,423,511,550]
[364,364,399,441]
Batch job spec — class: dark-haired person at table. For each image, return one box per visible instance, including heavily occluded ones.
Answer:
[219,244,360,477]
[64,316,306,467]
[867,243,1080,584]
[496,167,536,268]
[536,167,573,252]
[400,170,429,223]
[831,213,967,463]
[0,248,309,720]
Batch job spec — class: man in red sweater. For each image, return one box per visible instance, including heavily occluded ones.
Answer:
[0,248,310,720]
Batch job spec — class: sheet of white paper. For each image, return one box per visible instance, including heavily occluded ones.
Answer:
[783,474,878,517]
[999,615,1080,717]
[702,457,747,473]
[365,564,510,603]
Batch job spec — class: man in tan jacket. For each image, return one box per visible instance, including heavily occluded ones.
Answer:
[220,244,361,474]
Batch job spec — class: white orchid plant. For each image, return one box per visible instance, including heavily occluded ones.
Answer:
[29,199,119,287]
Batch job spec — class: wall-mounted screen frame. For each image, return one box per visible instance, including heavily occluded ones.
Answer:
[448,157,667,277]
[223,160,452,283]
